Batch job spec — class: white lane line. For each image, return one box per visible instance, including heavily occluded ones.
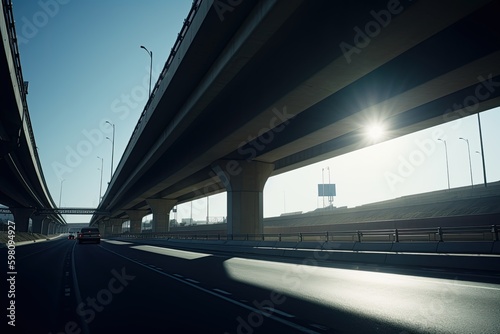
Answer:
[102,240,133,245]
[310,323,329,330]
[100,247,320,334]
[173,274,183,278]
[186,278,200,284]
[71,242,91,334]
[262,306,294,318]
[213,288,231,295]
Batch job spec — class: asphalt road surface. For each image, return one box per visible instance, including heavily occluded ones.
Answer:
[1,236,499,333]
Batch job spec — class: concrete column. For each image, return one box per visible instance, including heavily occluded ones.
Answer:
[146,199,177,233]
[104,221,113,236]
[31,215,47,234]
[110,219,125,234]
[48,222,55,235]
[126,210,148,234]
[97,221,105,235]
[42,220,50,235]
[212,160,274,235]
[10,208,34,232]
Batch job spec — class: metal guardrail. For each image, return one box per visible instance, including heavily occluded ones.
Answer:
[111,225,500,243]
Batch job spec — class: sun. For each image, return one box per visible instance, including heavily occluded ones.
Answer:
[366,123,385,141]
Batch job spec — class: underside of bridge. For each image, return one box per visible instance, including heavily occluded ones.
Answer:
[1,1,65,231]
[93,0,500,234]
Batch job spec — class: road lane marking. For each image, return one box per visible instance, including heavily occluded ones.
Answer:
[173,274,183,278]
[130,245,212,260]
[186,278,200,284]
[262,306,294,318]
[102,240,133,245]
[100,246,320,334]
[310,323,329,330]
[71,242,91,334]
[213,288,231,295]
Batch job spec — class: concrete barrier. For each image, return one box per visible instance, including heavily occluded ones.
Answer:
[391,242,439,253]
[386,253,500,271]
[492,241,500,254]
[111,237,500,272]
[354,242,393,252]
[436,241,494,254]
[321,242,355,250]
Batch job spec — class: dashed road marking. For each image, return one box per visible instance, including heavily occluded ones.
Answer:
[262,306,294,318]
[186,278,200,284]
[100,246,320,334]
[310,323,329,330]
[213,288,231,295]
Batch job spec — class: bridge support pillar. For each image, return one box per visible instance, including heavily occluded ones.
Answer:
[31,215,47,234]
[212,160,274,235]
[97,221,106,236]
[10,208,34,232]
[42,220,50,235]
[48,222,55,235]
[146,199,177,233]
[110,219,125,234]
[103,221,113,236]
[126,211,147,234]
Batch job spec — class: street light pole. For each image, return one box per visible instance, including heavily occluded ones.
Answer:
[321,168,325,208]
[459,137,473,187]
[97,156,103,201]
[105,121,115,183]
[59,179,65,207]
[477,113,487,187]
[140,45,153,97]
[437,139,450,190]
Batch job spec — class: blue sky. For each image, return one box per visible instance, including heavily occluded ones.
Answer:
[12,1,500,224]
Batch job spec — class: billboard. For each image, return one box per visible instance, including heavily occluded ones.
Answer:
[318,184,336,197]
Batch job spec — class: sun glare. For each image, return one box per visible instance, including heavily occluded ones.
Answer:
[366,123,385,141]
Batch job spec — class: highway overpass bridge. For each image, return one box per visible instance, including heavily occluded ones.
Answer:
[0,1,65,233]
[91,0,500,234]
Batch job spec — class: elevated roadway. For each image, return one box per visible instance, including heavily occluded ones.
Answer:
[92,0,500,234]
[0,1,65,232]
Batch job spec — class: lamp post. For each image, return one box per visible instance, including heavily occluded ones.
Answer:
[140,45,153,97]
[321,168,325,208]
[459,137,473,187]
[59,179,65,207]
[105,121,115,182]
[477,113,487,187]
[437,139,450,189]
[206,196,209,225]
[97,156,104,202]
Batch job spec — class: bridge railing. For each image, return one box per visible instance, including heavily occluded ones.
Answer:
[110,224,500,243]
[118,0,203,184]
